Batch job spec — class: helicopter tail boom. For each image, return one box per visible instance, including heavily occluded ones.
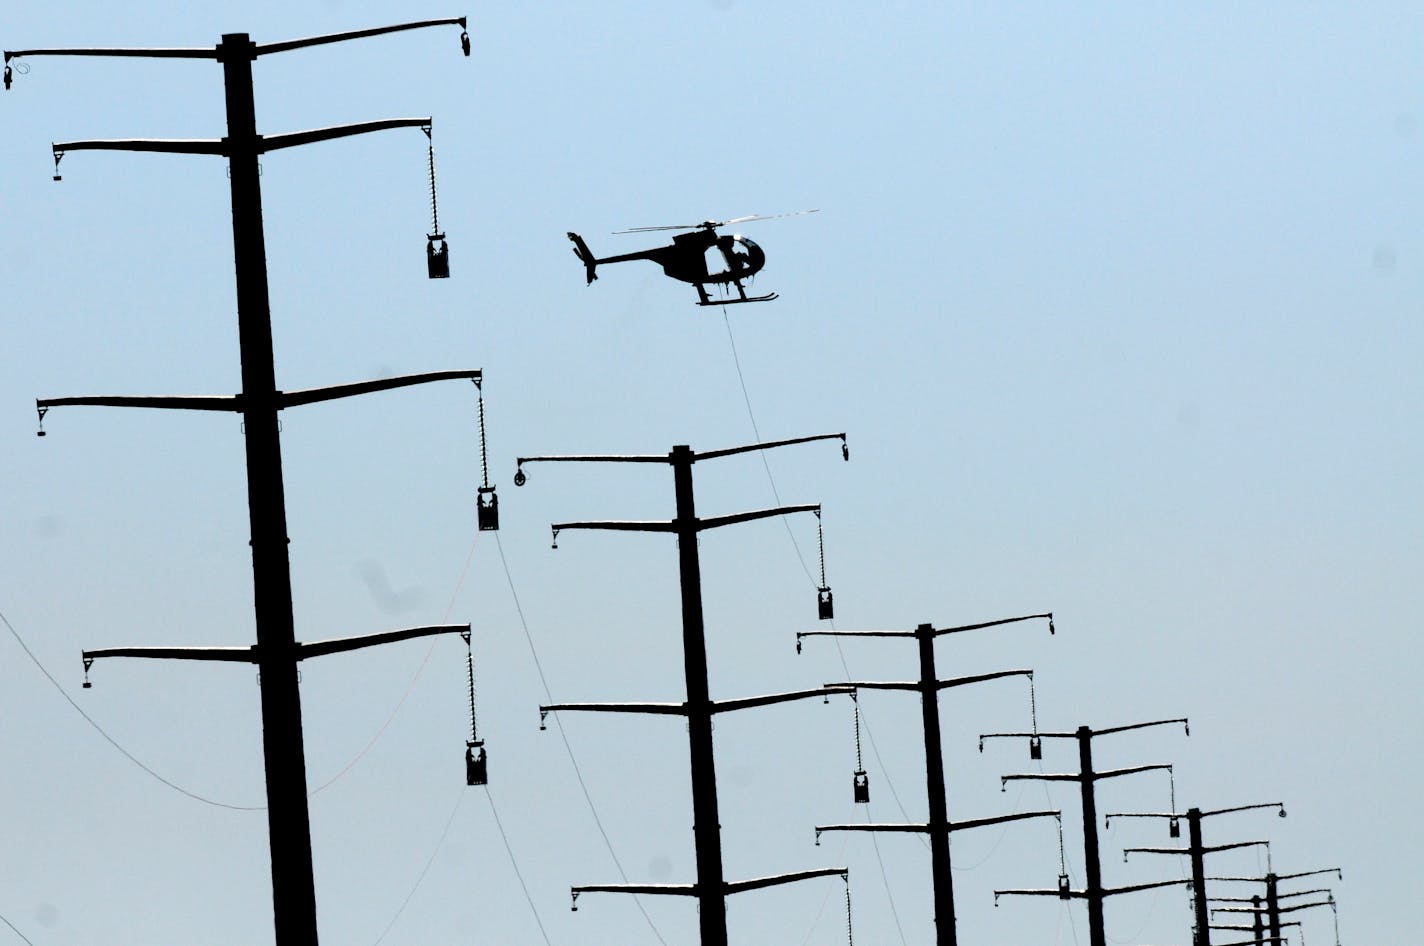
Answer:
[567,232,598,284]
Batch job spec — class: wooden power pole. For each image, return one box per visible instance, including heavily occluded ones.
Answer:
[10,19,478,945]
[798,614,1060,946]
[517,434,852,946]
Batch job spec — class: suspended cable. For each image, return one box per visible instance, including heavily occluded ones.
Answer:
[310,527,482,796]
[0,912,36,946]
[371,787,467,946]
[485,789,554,946]
[493,532,668,945]
[2,605,263,812]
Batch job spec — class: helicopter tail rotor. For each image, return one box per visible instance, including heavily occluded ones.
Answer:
[567,232,598,284]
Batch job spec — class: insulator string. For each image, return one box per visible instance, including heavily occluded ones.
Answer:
[426,135,440,235]
[465,633,478,742]
[816,511,827,587]
[476,385,490,489]
[852,692,864,770]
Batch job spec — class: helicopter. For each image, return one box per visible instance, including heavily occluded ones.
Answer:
[567,210,817,306]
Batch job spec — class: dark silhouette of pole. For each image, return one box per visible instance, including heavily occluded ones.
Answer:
[10,20,473,946]
[519,434,851,946]
[1111,801,1285,946]
[1210,867,1341,946]
[985,719,1191,946]
[799,614,1057,946]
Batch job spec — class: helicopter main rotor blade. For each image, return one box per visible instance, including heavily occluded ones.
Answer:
[612,209,819,235]
[612,223,705,234]
[720,209,819,227]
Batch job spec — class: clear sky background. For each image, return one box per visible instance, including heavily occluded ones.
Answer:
[2,3,1420,944]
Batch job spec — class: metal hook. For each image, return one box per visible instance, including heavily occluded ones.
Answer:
[551,527,560,550]
[3,64,11,91]
[570,891,579,912]
[840,434,849,461]
[1048,612,1056,635]
[36,405,48,437]
[514,465,527,487]
[460,30,471,56]
[51,148,64,182]
[539,709,548,731]
[814,828,822,847]
[82,656,94,689]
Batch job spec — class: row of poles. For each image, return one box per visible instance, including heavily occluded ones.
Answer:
[6,18,1341,946]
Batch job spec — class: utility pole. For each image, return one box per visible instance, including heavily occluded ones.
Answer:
[984,719,1191,946]
[9,19,476,946]
[1210,869,1342,946]
[516,434,851,946]
[797,614,1059,946]
[1110,801,1285,946]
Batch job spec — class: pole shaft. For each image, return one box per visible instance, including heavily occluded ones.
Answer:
[220,33,319,945]
[1079,727,1106,946]
[918,624,958,946]
[673,447,728,946]
[1266,874,1280,945]
[1188,808,1208,946]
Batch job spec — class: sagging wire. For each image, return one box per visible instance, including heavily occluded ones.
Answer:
[493,532,669,945]
[1,605,263,812]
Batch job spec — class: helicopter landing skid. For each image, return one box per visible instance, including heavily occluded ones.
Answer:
[697,292,779,306]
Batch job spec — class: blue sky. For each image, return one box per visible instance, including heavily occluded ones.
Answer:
[2,3,1420,944]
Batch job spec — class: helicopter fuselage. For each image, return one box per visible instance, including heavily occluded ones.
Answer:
[568,227,777,305]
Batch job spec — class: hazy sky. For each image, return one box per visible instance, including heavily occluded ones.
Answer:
[2,3,1420,944]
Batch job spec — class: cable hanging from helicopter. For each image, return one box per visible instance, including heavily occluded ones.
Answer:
[566,209,817,306]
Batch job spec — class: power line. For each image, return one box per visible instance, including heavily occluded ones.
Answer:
[493,532,668,945]
[1,605,263,812]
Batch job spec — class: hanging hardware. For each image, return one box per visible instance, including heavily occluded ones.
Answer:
[35,405,48,437]
[538,708,548,731]
[513,464,527,487]
[3,64,12,91]
[1028,673,1042,759]
[1169,816,1180,838]
[815,508,834,620]
[460,29,471,56]
[422,124,450,278]
[1056,817,1070,897]
[51,148,64,182]
[82,656,93,689]
[851,690,869,803]
[841,435,849,462]
[570,891,580,912]
[462,629,487,785]
[550,527,560,550]
[473,379,498,531]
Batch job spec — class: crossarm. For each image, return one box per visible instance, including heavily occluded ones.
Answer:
[938,668,1033,691]
[38,394,240,412]
[550,519,676,535]
[949,809,1060,833]
[255,18,467,57]
[259,118,432,153]
[1104,878,1193,897]
[83,644,255,664]
[1126,840,1268,858]
[296,624,468,660]
[53,137,226,156]
[696,503,820,532]
[6,46,213,61]
[935,612,1054,637]
[540,701,687,723]
[278,370,481,408]
[710,685,853,715]
[695,432,846,462]
[725,866,846,895]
